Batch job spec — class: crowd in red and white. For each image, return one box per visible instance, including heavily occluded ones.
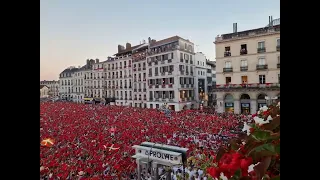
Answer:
[40,102,251,179]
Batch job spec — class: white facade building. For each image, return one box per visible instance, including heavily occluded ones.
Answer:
[194,52,210,107]
[59,67,78,100]
[206,61,217,106]
[72,66,86,103]
[40,85,50,98]
[40,80,59,97]
[105,44,135,106]
[84,59,106,99]
[146,36,196,111]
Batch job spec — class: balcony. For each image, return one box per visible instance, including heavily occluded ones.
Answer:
[180,58,183,62]
[180,71,184,75]
[143,67,146,70]
[276,46,280,51]
[190,72,193,76]
[129,97,132,100]
[119,67,122,69]
[256,64,268,70]
[134,89,137,92]
[223,68,233,72]
[257,47,266,53]
[186,72,189,75]
[120,76,122,78]
[128,64,132,67]
[134,97,137,100]
[124,65,126,68]
[138,68,141,71]
[108,68,111,70]
[148,63,152,66]
[148,74,152,77]
[190,60,193,64]
[168,84,173,88]
[277,63,280,68]
[155,73,159,76]
[224,51,231,57]
[168,59,172,63]
[143,88,146,92]
[240,66,248,71]
[155,85,159,88]
[138,89,141,92]
[161,72,165,76]
[120,86,123,89]
[149,85,153,88]
[124,75,127,78]
[161,84,166,88]
[161,61,165,64]
[120,97,123,100]
[149,98,153,101]
[168,71,173,75]
[155,62,158,65]
[212,83,280,92]
[124,86,127,88]
[180,84,185,88]
[240,49,247,55]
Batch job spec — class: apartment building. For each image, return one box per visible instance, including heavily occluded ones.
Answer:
[146,36,196,111]
[206,61,217,106]
[59,67,79,100]
[84,59,106,99]
[194,52,211,107]
[40,80,60,97]
[213,17,280,114]
[132,43,148,108]
[105,43,136,106]
[71,66,86,103]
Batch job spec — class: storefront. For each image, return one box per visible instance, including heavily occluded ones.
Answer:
[225,103,234,113]
[241,103,250,114]
[240,94,251,114]
[257,94,267,109]
[224,94,234,113]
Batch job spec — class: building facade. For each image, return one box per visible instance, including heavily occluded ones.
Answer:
[104,44,136,106]
[213,17,280,114]
[85,59,106,99]
[206,61,217,106]
[40,85,50,98]
[146,36,196,111]
[72,66,86,103]
[40,80,59,97]
[194,52,211,107]
[59,67,79,100]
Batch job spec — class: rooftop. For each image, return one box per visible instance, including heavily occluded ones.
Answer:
[150,36,193,48]
[215,17,280,43]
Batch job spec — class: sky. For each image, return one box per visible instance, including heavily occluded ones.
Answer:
[40,0,280,81]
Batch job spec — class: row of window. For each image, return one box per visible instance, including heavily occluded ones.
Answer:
[224,74,280,84]
[224,55,280,68]
[224,38,280,57]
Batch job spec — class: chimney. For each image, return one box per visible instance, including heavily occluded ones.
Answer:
[233,23,237,33]
[143,39,146,44]
[96,58,99,63]
[269,16,271,27]
[126,43,131,50]
[151,39,156,43]
[118,45,122,53]
[271,16,273,27]
[86,59,89,65]
[148,37,151,43]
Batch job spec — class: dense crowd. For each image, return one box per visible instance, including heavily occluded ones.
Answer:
[40,102,251,179]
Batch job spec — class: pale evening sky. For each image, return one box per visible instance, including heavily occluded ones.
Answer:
[40,0,280,81]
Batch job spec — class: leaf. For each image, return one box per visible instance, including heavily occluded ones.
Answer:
[262,116,280,130]
[239,177,252,180]
[230,169,242,180]
[254,143,276,153]
[251,130,271,141]
[207,177,213,180]
[229,138,240,150]
[275,144,280,154]
[254,157,272,180]
[271,176,280,180]
[216,147,226,161]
